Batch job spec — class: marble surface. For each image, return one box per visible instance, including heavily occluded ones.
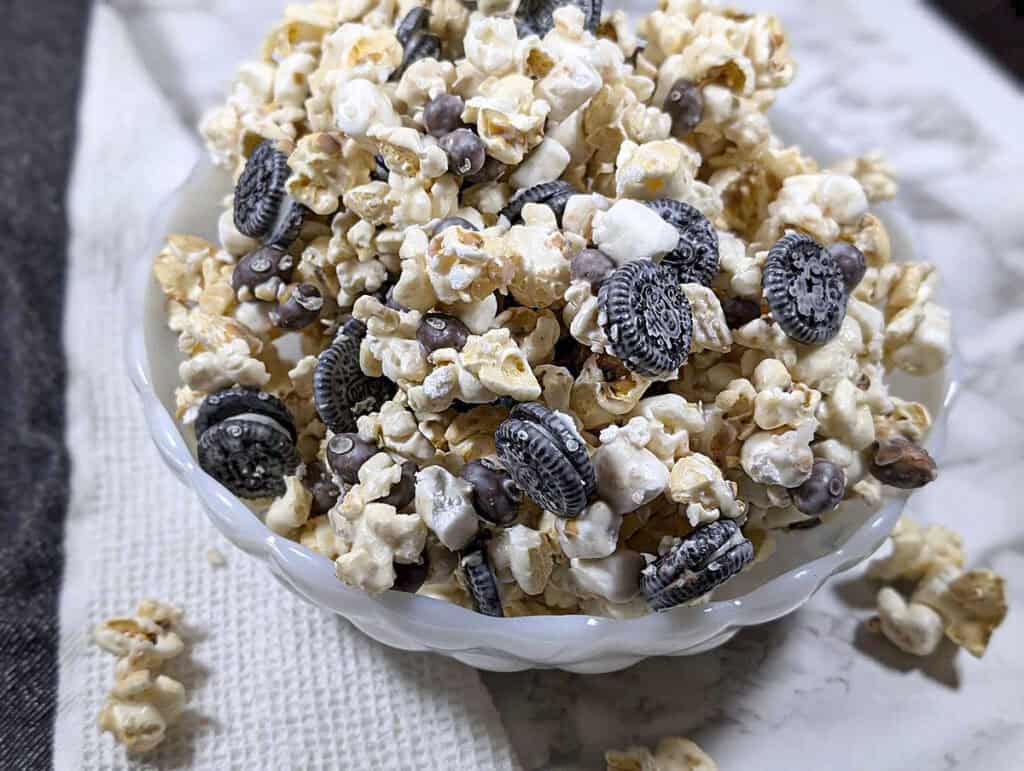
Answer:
[102,0,1024,768]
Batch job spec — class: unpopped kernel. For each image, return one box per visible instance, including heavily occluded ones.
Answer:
[156,0,951,618]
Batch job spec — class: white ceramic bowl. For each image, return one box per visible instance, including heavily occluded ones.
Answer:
[126,117,958,673]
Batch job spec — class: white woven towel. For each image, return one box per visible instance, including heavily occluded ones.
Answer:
[53,7,521,769]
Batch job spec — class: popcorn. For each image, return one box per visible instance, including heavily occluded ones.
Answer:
[462,74,550,164]
[866,516,964,583]
[503,223,574,308]
[494,307,560,365]
[464,16,519,78]
[593,420,671,514]
[681,284,732,354]
[369,125,448,178]
[414,466,479,550]
[509,138,571,189]
[460,328,542,401]
[885,300,952,376]
[628,394,705,464]
[591,199,679,265]
[815,378,874,450]
[614,139,700,201]
[757,173,869,247]
[740,420,816,488]
[606,736,718,771]
[97,672,187,754]
[668,453,746,526]
[299,515,344,558]
[332,458,428,593]
[570,549,645,604]
[358,399,436,463]
[178,338,270,392]
[912,566,1008,658]
[287,132,375,215]
[353,295,429,385]
[161,0,954,620]
[444,405,507,462]
[554,500,622,560]
[265,474,314,534]
[488,525,555,595]
[93,600,188,753]
[868,517,1008,658]
[535,56,602,123]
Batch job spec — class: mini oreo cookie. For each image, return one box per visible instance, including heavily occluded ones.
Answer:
[371,154,389,182]
[644,199,719,286]
[313,323,397,433]
[263,196,306,250]
[395,6,430,47]
[460,548,503,617]
[510,403,595,498]
[234,140,290,239]
[197,417,300,499]
[598,260,693,378]
[393,556,430,594]
[763,233,848,345]
[495,403,594,518]
[515,0,601,37]
[196,387,296,444]
[640,519,754,611]
[391,31,441,81]
[498,180,576,226]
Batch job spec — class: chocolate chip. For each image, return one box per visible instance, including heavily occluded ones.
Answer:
[791,459,846,517]
[380,462,416,509]
[392,557,430,594]
[829,241,867,292]
[664,78,703,138]
[305,461,342,516]
[326,433,379,485]
[423,94,465,138]
[570,248,616,289]
[869,437,937,489]
[416,313,470,353]
[460,458,522,526]
[462,155,509,187]
[722,297,762,329]
[232,246,295,295]
[439,128,486,176]
[271,283,323,330]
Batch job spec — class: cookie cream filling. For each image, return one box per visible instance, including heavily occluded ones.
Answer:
[222,413,293,441]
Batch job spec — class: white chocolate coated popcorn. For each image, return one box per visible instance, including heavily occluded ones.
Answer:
[592,199,679,265]
[570,549,645,604]
[489,525,555,595]
[158,0,952,619]
[555,500,621,559]
[414,466,479,550]
[593,421,670,514]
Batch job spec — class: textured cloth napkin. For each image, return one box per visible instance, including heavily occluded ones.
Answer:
[53,6,520,769]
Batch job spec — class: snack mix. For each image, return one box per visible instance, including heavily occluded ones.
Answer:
[154,0,952,618]
[93,601,188,753]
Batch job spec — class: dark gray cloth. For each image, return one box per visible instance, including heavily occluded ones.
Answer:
[0,3,90,769]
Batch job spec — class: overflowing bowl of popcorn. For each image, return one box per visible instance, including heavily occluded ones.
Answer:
[128,0,957,672]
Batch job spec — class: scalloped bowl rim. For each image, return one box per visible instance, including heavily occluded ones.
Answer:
[125,127,960,669]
